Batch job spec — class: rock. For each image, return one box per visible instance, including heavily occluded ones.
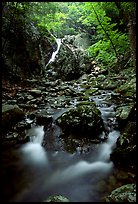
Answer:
[2,104,25,133]
[56,102,104,137]
[116,103,135,129]
[36,116,53,127]
[26,95,34,100]
[28,89,42,96]
[49,35,92,81]
[43,195,70,202]
[2,5,56,79]
[25,79,38,83]
[110,103,136,171]
[115,77,136,98]
[110,121,136,169]
[6,100,17,105]
[103,183,136,202]
[16,121,31,132]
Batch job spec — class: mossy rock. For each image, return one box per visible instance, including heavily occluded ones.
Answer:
[110,121,136,168]
[56,103,104,137]
[115,78,136,98]
[2,104,25,133]
[103,183,136,202]
[43,195,70,202]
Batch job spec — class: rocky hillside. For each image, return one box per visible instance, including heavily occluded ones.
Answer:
[2,3,56,80]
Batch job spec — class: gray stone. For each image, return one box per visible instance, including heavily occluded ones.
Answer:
[116,104,134,121]
[56,103,104,137]
[29,89,42,95]
[103,183,136,202]
[2,104,25,133]
[43,195,70,202]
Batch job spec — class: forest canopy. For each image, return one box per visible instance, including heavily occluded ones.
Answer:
[2,2,136,69]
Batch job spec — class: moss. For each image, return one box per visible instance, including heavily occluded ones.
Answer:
[56,103,103,137]
[44,195,70,202]
[103,184,136,202]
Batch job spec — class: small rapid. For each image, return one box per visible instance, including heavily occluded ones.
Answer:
[20,126,49,165]
[8,89,120,202]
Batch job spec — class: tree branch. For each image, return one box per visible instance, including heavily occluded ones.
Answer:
[92,4,118,59]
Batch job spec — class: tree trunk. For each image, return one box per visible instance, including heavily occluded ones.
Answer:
[115,2,136,69]
[127,13,136,69]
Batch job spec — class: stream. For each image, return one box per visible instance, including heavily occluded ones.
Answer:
[2,90,120,202]
[2,37,121,202]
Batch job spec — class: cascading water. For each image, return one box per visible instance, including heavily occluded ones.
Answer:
[20,126,49,166]
[7,89,120,202]
[45,37,62,68]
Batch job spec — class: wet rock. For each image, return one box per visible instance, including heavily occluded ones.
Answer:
[115,77,136,98]
[28,98,38,104]
[56,102,104,137]
[27,113,36,120]
[85,88,99,96]
[17,134,30,144]
[16,121,31,132]
[116,103,135,129]
[18,104,35,109]
[6,100,17,105]
[28,89,42,96]
[2,104,25,134]
[43,195,70,202]
[26,95,34,100]
[36,114,53,126]
[110,121,136,170]
[48,35,92,81]
[103,183,136,202]
[110,103,136,171]
[25,79,38,83]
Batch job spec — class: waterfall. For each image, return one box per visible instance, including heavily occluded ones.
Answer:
[45,37,62,68]
[20,126,49,164]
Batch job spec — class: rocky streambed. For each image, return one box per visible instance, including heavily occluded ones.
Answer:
[2,66,136,202]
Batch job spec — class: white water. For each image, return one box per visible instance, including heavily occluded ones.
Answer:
[15,93,119,202]
[48,161,113,187]
[21,126,48,164]
[96,130,120,162]
[7,90,120,202]
[46,38,62,68]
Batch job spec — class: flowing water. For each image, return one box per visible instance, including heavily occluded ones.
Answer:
[45,38,62,68]
[2,38,120,202]
[2,90,120,202]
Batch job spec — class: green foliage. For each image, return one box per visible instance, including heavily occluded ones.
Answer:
[27,2,67,34]
[2,2,133,71]
[87,40,116,65]
[77,2,130,67]
[87,30,129,66]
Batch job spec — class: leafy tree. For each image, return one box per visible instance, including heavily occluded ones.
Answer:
[78,2,130,67]
[28,2,67,36]
[3,2,135,75]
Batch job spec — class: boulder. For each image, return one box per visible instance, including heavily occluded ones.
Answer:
[48,35,93,81]
[2,104,25,134]
[56,102,104,137]
[110,103,136,171]
[110,121,136,169]
[115,103,135,129]
[43,195,70,202]
[103,183,136,202]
